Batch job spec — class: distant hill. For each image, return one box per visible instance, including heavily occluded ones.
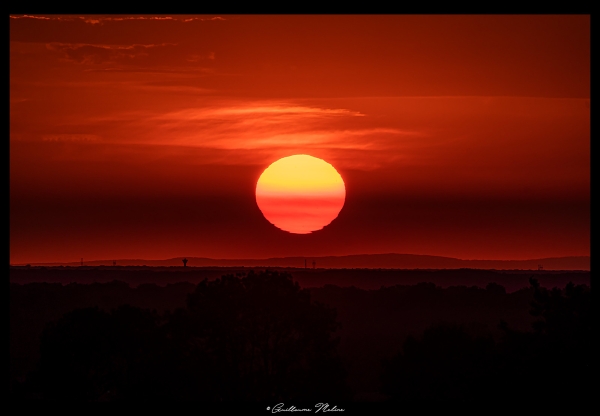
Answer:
[21,253,590,270]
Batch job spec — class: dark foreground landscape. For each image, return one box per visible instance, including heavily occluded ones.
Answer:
[10,266,591,407]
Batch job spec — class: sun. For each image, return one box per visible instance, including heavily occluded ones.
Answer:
[256,155,346,234]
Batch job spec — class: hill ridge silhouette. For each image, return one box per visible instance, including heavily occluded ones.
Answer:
[18,253,590,270]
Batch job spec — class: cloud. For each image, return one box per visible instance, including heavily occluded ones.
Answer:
[10,15,226,25]
[115,101,423,169]
[78,16,226,24]
[46,42,175,64]
[166,105,364,119]
[42,134,101,142]
[10,15,52,20]
[186,52,216,62]
[148,104,365,141]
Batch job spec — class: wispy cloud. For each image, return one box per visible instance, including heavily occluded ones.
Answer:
[158,105,364,120]
[186,52,216,62]
[110,101,424,169]
[10,15,52,20]
[79,16,226,24]
[42,134,101,142]
[46,42,176,64]
[10,15,226,25]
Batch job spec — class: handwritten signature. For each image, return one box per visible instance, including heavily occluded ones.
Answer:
[267,403,345,413]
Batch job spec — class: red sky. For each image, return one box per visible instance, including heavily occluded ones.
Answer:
[9,15,590,264]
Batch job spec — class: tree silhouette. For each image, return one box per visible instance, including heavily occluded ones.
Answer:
[182,258,188,267]
[28,271,349,401]
[381,323,497,401]
[497,278,592,400]
[381,279,592,403]
[32,305,167,401]
[178,270,349,401]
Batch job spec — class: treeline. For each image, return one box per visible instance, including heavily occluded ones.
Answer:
[10,271,591,402]
[381,279,592,402]
[10,266,591,292]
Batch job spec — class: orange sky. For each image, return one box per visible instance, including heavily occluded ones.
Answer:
[9,15,590,264]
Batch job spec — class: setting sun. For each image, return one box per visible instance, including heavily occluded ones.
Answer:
[256,155,345,234]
